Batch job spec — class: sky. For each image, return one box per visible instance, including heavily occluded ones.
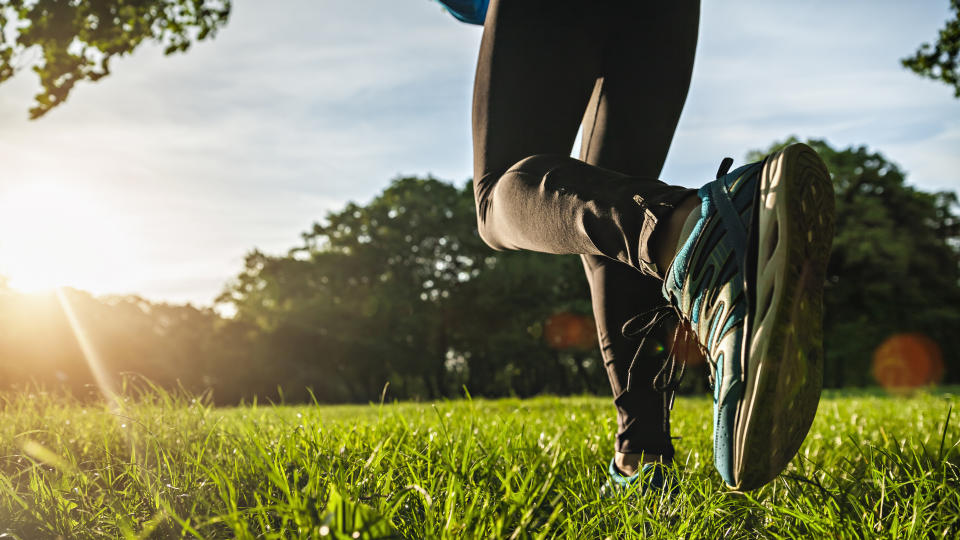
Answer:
[0,0,957,307]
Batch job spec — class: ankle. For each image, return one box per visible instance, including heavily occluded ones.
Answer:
[653,194,701,273]
[615,451,663,476]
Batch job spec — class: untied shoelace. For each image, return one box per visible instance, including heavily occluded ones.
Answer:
[620,157,736,408]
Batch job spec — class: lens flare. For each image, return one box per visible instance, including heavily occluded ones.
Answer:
[543,312,597,350]
[54,287,163,524]
[871,333,944,392]
[55,287,120,408]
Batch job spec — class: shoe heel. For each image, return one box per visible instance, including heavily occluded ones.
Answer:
[734,143,835,490]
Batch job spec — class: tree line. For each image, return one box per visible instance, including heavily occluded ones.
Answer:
[1,138,958,403]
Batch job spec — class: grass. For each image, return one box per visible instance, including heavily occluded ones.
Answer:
[1,385,958,539]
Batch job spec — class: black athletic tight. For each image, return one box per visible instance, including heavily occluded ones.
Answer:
[471,0,701,458]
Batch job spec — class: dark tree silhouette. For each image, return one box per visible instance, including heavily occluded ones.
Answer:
[0,0,231,119]
[217,177,602,401]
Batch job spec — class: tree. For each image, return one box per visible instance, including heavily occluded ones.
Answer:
[749,138,960,387]
[5,142,956,401]
[218,177,604,401]
[902,0,960,97]
[219,178,488,400]
[0,285,258,402]
[0,0,231,119]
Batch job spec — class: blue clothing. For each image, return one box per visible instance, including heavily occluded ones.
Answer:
[437,0,489,25]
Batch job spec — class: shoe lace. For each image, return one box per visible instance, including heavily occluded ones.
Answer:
[621,157,733,407]
[622,305,713,409]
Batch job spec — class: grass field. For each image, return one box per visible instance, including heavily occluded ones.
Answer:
[1,386,958,539]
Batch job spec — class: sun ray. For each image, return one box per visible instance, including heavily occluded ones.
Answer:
[55,287,120,409]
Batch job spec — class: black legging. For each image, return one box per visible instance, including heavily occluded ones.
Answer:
[472,0,700,458]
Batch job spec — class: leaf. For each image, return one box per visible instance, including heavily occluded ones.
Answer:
[0,0,232,119]
[319,486,404,539]
[902,0,960,97]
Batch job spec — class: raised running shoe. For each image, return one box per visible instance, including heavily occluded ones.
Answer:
[662,142,835,490]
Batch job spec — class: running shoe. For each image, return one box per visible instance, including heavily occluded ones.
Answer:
[662,143,835,490]
[600,458,676,498]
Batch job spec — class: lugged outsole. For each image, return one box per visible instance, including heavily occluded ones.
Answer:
[731,143,835,491]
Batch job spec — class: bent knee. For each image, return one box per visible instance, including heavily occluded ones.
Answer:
[475,210,506,251]
[472,170,509,251]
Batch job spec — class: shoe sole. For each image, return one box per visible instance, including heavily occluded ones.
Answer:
[732,143,835,491]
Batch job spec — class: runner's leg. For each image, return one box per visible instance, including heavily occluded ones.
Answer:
[577,2,700,472]
[473,0,695,278]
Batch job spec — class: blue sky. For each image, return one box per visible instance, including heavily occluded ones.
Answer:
[0,0,957,306]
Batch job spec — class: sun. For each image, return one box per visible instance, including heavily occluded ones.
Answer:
[0,182,133,294]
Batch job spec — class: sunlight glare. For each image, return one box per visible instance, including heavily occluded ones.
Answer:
[56,287,120,407]
[0,182,134,293]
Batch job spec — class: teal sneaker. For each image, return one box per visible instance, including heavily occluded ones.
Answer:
[600,458,677,498]
[662,143,835,491]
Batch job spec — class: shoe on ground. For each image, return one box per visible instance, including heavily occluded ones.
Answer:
[662,142,835,491]
[600,458,677,498]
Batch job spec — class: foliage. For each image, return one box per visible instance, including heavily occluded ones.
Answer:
[748,138,960,387]
[218,177,601,402]
[1,140,958,400]
[1,388,958,537]
[902,0,960,97]
[0,0,231,119]
[0,286,259,403]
